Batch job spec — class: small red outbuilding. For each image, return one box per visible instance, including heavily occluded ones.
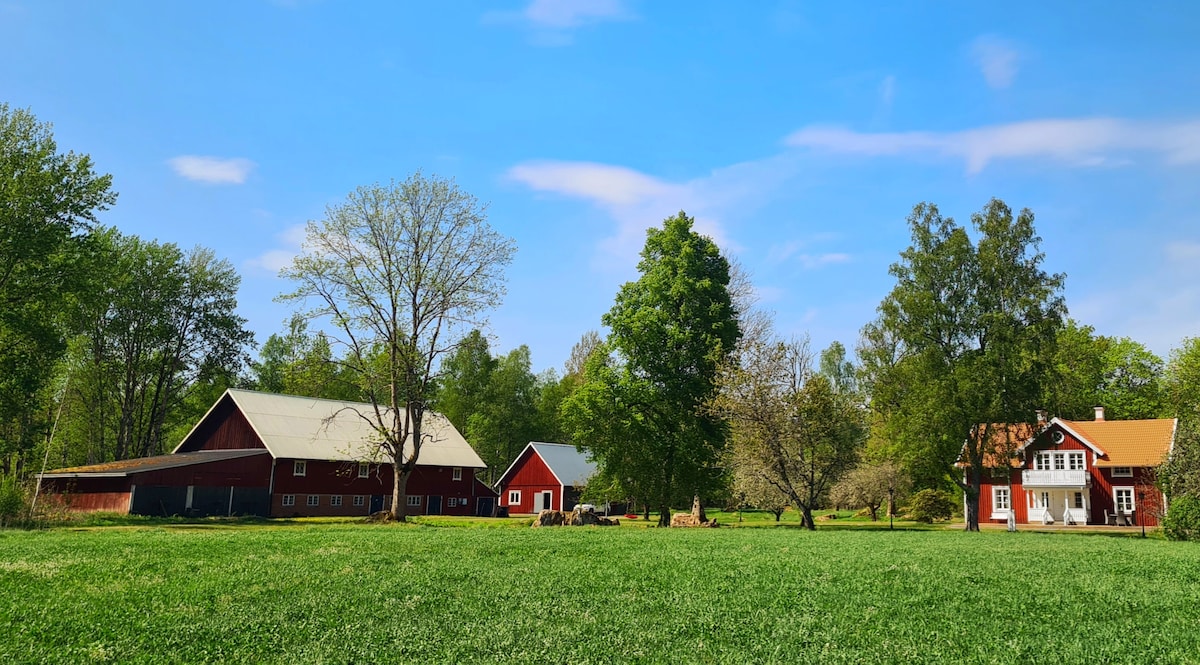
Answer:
[495,442,597,514]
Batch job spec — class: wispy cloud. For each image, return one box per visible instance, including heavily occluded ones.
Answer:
[168,155,255,184]
[246,223,306,273]
[485,0,633,45]
[508,155,797,268]
[879,75,896,108]
[786,118,1200,174]
[971,35,1021,89]
[767,240,851,270]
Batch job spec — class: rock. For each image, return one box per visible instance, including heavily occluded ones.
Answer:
[531,510,566,527]
[818,513,838,521]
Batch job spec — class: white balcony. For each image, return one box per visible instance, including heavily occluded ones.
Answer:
[1022,469,1088,487]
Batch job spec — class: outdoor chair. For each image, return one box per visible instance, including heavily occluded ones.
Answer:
[1115,510,1130,527]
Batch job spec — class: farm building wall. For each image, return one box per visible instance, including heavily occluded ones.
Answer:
[270,460,489,517]
[498,448,562,514]
[175,395,265,452]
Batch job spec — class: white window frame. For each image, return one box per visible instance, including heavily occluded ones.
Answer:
[452,467,462,481]
[991,486,1011,519]
[1068,452,1085,471]
[282,494,295,507]
[1073,491,1084,509]
[330,495,343,507]
[353,495,365,507]
[293,460,307,477]
[1053,452,1065,471]
[448,497,458,508]
[1034,452,1052,471]
[407,495,421,507]
[1114,487,1135,513]
[306,494,320,507]
[508,490,521,505]
[358,463,369,479]
[1112,466,1133,478]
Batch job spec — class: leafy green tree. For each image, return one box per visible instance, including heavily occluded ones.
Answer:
[1165,337,1200,421]
[867,199,1064,531]
[56,229,252,463]
[819,341,857,396]
[1042,321,1165,420]
[907,488,956,523]
[563,212,739,526]
[466,346,540,484]
[0,105,115,465]
[280,173,515,520]
[829,461,910,521]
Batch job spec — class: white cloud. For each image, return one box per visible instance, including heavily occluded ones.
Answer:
[786,118,1200,174]
[522,0,630,28]
[168,155,255,184]
[971,36,1020,89]
[798,253,851,269]
[508,155,801,268]
[246,223,307,274]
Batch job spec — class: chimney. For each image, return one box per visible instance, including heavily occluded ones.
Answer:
[1094,406,1105,422]
[1035,409,1048,425]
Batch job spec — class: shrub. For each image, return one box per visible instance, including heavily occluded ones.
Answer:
[0,474,28,527]
[1162,494,1200,541]
[908,489,955,523]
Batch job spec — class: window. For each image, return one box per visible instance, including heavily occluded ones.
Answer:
[307,495,320,507]
[1068,452,1085,471]
[1033,491,1051,510]
[293,460,307,477]
[1113,466,1133,477]
[353,495,365,507]
[993,487,1010,510]
[407,495,421,507]
[282,494,295,507]
[1053,453,1065,471]
[452,467,462,481]
[508,490,521,505]
[448,497,458,508]
[358,463,369,479]
[331,495,343,507]
[1035,453,1051,471]
[1115,488,1135,513]
[1074,492,1084,509]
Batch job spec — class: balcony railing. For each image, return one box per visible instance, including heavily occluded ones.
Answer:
[1021,469,1089,487]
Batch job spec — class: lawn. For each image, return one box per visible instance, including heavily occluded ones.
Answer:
[1,521,1197,664]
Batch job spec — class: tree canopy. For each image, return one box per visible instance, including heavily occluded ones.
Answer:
[280,173,515,519]
[563,212,739,526]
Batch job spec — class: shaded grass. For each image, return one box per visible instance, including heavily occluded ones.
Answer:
[1,524,1197,663]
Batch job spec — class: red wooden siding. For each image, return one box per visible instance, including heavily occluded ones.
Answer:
[498,448,562,514]
[39,476,132,513]
[176,396,264,452]
[270,461,486,517]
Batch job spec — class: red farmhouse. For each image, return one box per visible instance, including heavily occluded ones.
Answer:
[39,389,496,518]
[496,442,596,514]
[975,408,1176,527]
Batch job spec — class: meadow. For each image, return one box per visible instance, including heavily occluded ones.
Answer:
[1,519,1197,664]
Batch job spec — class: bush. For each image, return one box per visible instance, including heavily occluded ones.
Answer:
[0,475,28,527]
[1162,494,1200,541]
[908,489,955,523]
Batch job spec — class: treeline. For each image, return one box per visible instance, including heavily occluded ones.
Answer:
[0,105,255,475]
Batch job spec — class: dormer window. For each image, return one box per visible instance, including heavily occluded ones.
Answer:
[294,461,306,477]
[1112,466,1133,477]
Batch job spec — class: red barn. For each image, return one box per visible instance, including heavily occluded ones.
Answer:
[496,442,596,514]
[39,389,496,518]
[974,408,1175,527]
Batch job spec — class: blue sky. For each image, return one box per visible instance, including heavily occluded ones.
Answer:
[3,1,1199,373]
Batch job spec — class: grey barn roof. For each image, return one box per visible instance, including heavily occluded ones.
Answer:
[174,389,487,469]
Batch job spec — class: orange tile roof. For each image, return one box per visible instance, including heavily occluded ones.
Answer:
[963,423,1041,468]
[1060,418,1176,467]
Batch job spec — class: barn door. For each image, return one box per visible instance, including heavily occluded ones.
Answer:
[538,491,553,511]
[427,495,442,515]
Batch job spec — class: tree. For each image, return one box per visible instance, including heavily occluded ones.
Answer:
[829,461,909,521]
[0,105,115,466]
[56,229,253,464]
[713,337,865,529]
[1042,322,1165,420]
[819,341,857,396]
[465,345,540,484]
[562,212,739,526]
[1165,337,1200,421]
[868,200,1064,531]
[280,173,515,520]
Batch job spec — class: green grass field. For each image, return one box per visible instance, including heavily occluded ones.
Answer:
[2,519,1197,664]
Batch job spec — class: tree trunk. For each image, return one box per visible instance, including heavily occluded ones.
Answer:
[391,460,410,522]
[965,467,981,532]
[868,504,878,521]
[658,503,671,527]
[773,510,782,522]
[800,505,815,530]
